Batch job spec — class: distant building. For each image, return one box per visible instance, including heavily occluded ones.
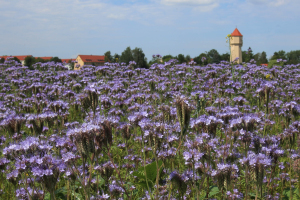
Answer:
[0,55,32,66]
[35,56,53,61]
[74,55,105,70]
[61,59,76,70]
[261,64,268,67]
[61,59,76,63]
[230,28,243,64]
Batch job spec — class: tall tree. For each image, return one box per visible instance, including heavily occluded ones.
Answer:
[258,51,268,64]
[253,53,260,63]
[13,57,21,63]
[162,55,174,62]
[253,51,268,65]
[120,47,133,65]
[271,50,287,60]
[286,50,300,64]
[207,49,221,64]
[185,55,191,63]
[113,53,120,63]
[132,47,148,69]
[35,57,46,63]
[193,53,208,65]
[242,47,254,63]
[104,51,113,62]
[0,58,4,63]
[50,57,62,63]
[220,53,230,62]
[24,56,36,70]
[176,54,186,64]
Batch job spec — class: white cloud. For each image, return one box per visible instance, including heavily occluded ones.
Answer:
[1,0,300,60]
[269,0,288,6]
[247,0,289,6]
[192,2,219,11]
[161,0,217,5]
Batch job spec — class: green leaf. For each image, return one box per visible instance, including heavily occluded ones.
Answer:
[132,168,146,179]
[248,192,256,199]
[44,187,68,200]
[294,188,300,199]
[199,186,220,199]
[132,160,163,190]
[70,191,83,200]
[282,187,298,200]
[44,193,50,200]
[55,187,68,200]
[208,186,220,197]
[138,180,154,189]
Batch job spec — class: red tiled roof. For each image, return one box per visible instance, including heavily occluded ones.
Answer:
[0,55,32,61]
[78,55,105,63]
[61,59,76,63]
[261,64,268,66]
[231,28,243,37]
[35,57,53,60]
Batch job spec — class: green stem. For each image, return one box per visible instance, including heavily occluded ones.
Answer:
[289,159,293,200]
[141,131,153,200]
[50,190,56,200]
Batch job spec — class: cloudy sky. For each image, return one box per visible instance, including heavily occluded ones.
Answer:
[0,0,299,61]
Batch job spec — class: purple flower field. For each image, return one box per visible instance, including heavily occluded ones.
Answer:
[0,57,300,199]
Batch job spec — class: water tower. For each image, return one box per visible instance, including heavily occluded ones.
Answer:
[230,28,243,64]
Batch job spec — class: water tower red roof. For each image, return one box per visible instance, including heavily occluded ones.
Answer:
[231,28,243,36]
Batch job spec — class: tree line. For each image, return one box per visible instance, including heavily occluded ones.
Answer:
[104,47,148,69]
[105,46,300,69]
[23,56,74,70]
[0,56,74,70]
[2,48,300,70]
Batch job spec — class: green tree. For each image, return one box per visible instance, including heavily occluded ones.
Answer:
[0,58,4,63]
[242,47,254,63]
[193,53,208,65]
[113,53,120,63]
[253,53,260,63]
[271,50,287,60]
[185,55,191,63]
[162,55,174,62]
[12,57,21,63]
[50,57,62,63]
[207,49,221,64]
[132,47,148,69]
[120,47,133,65]
[104,51,113,62]
[259,51,268,65]
[286,50,300,64]
[35,57,46,63]
[24,56,36,70]
[176,54,186,64]
[253,52,268,66]
[220,53,230,62]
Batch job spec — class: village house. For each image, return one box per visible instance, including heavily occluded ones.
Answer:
[61,59,76,70]
[35,56,53,60]
[74,55,105,70]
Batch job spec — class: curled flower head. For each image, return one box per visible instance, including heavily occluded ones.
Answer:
[169,171,187,196]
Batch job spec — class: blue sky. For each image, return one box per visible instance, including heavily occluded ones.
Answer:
[1,0,299,61]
